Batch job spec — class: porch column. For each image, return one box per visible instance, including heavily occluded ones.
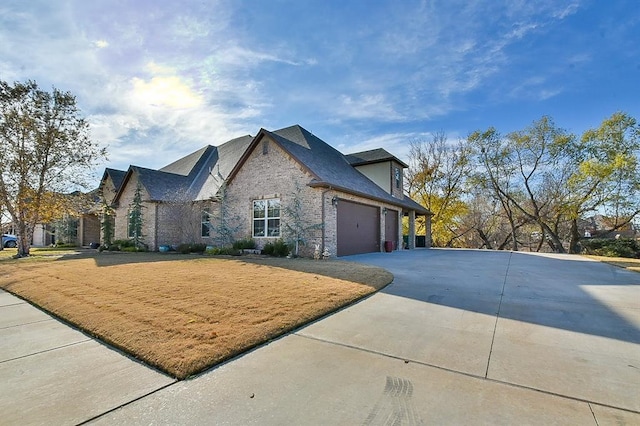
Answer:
[408,210,416,249]
[77,216,85,246]
[425,213,432,248]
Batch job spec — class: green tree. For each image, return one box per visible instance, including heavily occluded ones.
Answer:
[0,80,106,257]
[128,183,145,249]
[471,118,575,253]
[565,112,640,251]
[406,131,473,247]
[100,198,115,247]
[211,180,242,247]
[468,127,527,251]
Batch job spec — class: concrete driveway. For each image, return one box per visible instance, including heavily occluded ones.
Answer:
[2,249,639,425]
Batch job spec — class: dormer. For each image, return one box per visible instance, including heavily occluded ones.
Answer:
[345,149,408,199]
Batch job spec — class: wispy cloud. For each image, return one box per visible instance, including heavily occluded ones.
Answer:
[5,0,634,180]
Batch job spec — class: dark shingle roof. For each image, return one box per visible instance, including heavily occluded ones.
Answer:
[346,148,409,168]
[265,125,428,214]
[160,146,211,176]
[193,135,253,200]
[103,168,127,191]
[133,166,192,202]
[114,136,254,204]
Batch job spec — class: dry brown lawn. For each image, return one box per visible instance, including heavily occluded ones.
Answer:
[584,255,640,273]
[0,252,392,379]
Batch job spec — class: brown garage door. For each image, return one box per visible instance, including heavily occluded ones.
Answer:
[337,200,380,256]
[385,209,399,250]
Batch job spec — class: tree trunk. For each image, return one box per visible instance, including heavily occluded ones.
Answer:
[568,218,581,254]
[16,221,32,257]
[476,229,493,249]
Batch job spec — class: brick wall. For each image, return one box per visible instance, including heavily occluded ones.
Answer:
[113,175,157,250]
[225,137,325,257]
[224,137,405,257]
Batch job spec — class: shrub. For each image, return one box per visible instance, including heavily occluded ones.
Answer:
[205,246,241,256]
[54,243,77,248]
[232,238,256,250]
[262,242,274,256]
[190,243,207,254]
[177,243,209,254]
[121,246,147,252]
[262,239,291,257]
[581,238,639,258]
[177,243,192,254]
[113,239,135,248]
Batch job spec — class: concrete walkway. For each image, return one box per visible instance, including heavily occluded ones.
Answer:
[2,249,639,425]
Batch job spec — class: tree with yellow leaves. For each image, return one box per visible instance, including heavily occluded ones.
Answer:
[0,80,106,257]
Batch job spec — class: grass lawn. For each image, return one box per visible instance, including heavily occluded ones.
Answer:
[584,255,640,273]
[0,251,392,379]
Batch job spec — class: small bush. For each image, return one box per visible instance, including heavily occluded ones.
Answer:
[113,239,135,249]
[177,243,192,254]
[581,238,639,258]
[190,243,207,254]
[262,242,274,256]
[232,238,256,250]
[177,243,209,254]
[121,246,147,252]
[205,246,241,256]
[262,239,291,257]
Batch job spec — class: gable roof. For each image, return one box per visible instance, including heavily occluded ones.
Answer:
[346,148,409,168]
[228,125,429,214]
[101,168,127,191]
[112,136,253,204]
[160,146,212,176]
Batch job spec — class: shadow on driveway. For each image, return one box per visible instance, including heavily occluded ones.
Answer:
[345,248,640,344]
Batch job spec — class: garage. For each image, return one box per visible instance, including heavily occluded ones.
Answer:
[336,200,380,256]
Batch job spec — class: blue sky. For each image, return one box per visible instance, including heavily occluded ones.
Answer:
[1,0,638,184]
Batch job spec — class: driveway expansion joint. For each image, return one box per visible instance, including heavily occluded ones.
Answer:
[0,338,92,364]
[484,251,512,379]
[296,333,640,417]
[0,318,53,330]
[76,379,179,425]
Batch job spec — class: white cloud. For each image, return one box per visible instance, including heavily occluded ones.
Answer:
[129,76,203,109]
[336,94,404,122]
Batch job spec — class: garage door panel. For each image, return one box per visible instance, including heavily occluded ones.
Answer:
[337,200,380,256]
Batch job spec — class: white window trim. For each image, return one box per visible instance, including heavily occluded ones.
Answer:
[253,198,281,238]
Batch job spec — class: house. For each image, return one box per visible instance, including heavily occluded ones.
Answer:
[101,125,431,256]
[4,191,102,248]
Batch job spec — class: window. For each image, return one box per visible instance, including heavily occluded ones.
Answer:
[253,199,280,237]
[394,167,401,189]
[201,208,211,237]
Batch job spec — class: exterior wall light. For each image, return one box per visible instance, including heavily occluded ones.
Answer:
[331,196,339,207]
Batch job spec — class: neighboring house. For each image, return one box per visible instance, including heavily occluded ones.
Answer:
[101,125,431,256]
[4,191,101,248]
[581,214,638,239]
